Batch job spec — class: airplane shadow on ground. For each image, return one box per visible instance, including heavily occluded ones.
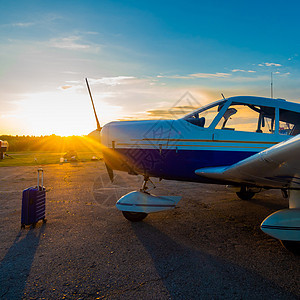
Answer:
[0,224,46,299]
[250,195,287,211]
[131,222,297,299]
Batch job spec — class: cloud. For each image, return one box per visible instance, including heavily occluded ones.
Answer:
[258,62,282,67]
[275,72,290,76]
[89,76,136,86]
[58,84,83,91]
[48,36,92,50]
[146,105,199,119]
[12,22,34,27]
[85,31,99,35]
[157,73,231,79]
[146,109,175,118]
[189,72,231,78]
[171,75,191,79]
[0,22,34,28]
[60,85,72,90]
[156,75,190,79]
[62,71,80,75]
[232,69,256,73]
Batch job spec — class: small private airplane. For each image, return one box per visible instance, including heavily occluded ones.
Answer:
[86,79,300,254]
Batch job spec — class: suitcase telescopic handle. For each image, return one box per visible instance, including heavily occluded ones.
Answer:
[37,168,44,191]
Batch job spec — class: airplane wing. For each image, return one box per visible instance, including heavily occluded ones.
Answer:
[195,134,300,189]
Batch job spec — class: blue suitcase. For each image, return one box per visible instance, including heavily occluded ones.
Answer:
[21,168,47,228]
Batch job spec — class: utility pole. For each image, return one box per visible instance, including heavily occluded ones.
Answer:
[271,72,273,99]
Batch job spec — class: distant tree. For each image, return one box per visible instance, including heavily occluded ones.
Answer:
[0,135,99,153]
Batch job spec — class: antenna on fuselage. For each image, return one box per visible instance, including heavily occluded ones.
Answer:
[271,72,274,99]
[221,93,226,100]
[85,77,101,131]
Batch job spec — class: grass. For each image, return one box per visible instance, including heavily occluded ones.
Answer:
[0,151,103,167]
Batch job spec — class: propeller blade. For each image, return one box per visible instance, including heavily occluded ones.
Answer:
[85,78,101,131]
[86,78,114,182]
[105,163,114,183]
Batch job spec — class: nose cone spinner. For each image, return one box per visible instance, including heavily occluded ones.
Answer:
[88,128,102,143]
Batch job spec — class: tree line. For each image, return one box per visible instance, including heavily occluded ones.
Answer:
[0,135,100,152]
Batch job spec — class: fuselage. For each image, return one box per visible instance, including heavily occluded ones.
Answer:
[101,96,300,184]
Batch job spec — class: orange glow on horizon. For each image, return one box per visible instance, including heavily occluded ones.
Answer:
[9,90,122,137]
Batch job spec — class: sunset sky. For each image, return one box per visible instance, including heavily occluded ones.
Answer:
[1,0,300,136]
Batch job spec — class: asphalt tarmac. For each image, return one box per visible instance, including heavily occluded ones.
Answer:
[0,161,299,299]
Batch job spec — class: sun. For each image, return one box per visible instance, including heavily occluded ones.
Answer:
[17,90,122,136]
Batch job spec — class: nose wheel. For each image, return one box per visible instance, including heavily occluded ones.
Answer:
[121,176,154,222]
[122,211,148,222]
[236,186,255,200]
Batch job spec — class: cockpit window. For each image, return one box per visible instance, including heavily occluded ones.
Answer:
[183,100,225,128]
[279,109,300,135]
[183,98,300,135]
[215,103,275,133]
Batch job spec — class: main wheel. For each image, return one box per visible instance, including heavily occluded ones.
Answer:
[280,240,300,255]
[122,211,148,222]
[236,187,255,200]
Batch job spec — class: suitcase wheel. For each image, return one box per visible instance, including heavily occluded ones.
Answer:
[21,224,25,229]
[43,218,47,224]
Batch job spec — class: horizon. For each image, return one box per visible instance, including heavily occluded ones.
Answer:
[1,1,300,136]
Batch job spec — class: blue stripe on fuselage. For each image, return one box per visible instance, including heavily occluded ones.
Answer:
[113,148,257,183]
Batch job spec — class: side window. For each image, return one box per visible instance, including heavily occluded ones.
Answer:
[257,107,275,134]
[215,104,275,133]
[279,109,300,135]
[260,114,275,134]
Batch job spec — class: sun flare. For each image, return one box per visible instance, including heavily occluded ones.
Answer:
[17,90,122,136]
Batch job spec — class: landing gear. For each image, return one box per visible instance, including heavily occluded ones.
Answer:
[116,176,181,222]
[281,189,289,199]
[122,211,148,222]
[140,176,155,194]
[280,240,300,256]
[236,186,255,200]
[121,176,153,222]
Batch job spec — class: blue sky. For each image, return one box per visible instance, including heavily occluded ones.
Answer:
[1,0,300,135]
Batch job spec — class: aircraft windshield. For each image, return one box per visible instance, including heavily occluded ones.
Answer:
[183,100,225,128]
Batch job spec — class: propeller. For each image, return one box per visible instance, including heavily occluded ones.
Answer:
[86,77,114,182]
[85,78,101,131]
